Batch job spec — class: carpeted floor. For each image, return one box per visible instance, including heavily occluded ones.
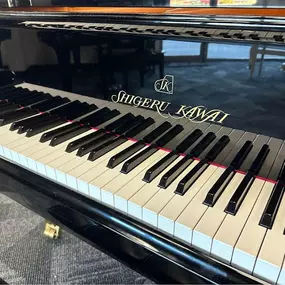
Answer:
[0,194,152,285]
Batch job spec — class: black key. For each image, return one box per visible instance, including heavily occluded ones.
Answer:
[0,88,34,101]
[143,151,179,183]
[0,84,16,95]
[65,129,104,153]
[107,140,145,169]
[26,117,65,137]
[124,117,155,138]
[175,129,203,153]
[88,136,128,161]
[259,162,285,229]
[0,102,18,113]
[0,108,37,126]
[79,107,110,125]
[0,89,23,101]
[87,117,154,162]
[0,93,47,111]
[31,96,69,112]
[159,154,194,189]
[121,125,184,174]
[224,172,255,215]
[10,113,50,131]
[17,114,52,133]
[190,132,216,157]
[79,108,119,127]
[143,122,172,143]
[40,122,80,143]
[175,159,210,195]
[79,133,113,157]
[115,115,144,135]
[158,132,216,189]
[24,93,51,105]
[48,100,79,116]
[175,136,230,195]
[121,145,157,174]
[205,135,230,161]
[225,144,270,215]
[65,102,97,121]
[0,89,40,102]
[155,124,184,147]
[143,128,201,184]
[204,141,253,207]
[259,183,284,229]
[104,113,134,131]
[248,144,270,174]
[50,125,90,146]
[8,93,48,106]
[107,122,173,170]
[204,167,235,207]
[49,100,86,120]
[90,109,120,127]
[230,141,253,169]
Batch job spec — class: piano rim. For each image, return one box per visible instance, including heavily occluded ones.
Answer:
[0,157,260,284]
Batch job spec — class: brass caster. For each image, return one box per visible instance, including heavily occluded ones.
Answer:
[44,221,60,239]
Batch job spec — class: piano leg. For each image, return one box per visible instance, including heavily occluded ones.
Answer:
[43,220,60,239]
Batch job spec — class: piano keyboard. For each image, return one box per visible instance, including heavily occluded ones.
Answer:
[1,83,285,284]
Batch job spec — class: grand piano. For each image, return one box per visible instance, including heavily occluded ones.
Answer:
[0,0,285,283]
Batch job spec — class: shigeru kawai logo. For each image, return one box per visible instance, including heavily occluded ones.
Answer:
[111,91,230,124]
[154,75,174,95]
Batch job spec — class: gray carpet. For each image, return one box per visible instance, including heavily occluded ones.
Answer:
[0,194,152,284]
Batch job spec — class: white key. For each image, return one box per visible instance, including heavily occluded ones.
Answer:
[174,166,225,244]
[54,137,132,187]
[75,140,139,195]
[192,172,244,253]
[211,178,265,263]
[52,111,160,186]
[254,192,285,283]
[142,159,199,228]
[113,150,171,213]
[13,122,71,167]
[128,155,184,220]
[231,181,274,274]
[1,122,70,165]
[93,147,166,208]
[18,126,84,173]
[35,131,95,179]
[0,120,52,161]
[211,138,283,264]
[232,141,285,275]
[44,130,95,180]
[158,164,219,236]
[58,141,133,191]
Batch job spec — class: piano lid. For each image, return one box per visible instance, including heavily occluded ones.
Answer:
[1,1,285,35]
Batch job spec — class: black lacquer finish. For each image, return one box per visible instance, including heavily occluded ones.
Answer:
[1,5,285,285]
[0,158,258,284]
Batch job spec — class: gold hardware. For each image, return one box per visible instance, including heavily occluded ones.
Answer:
[43,221,60,239]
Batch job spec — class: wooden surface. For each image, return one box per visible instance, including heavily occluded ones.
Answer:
[0,7,285,17]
